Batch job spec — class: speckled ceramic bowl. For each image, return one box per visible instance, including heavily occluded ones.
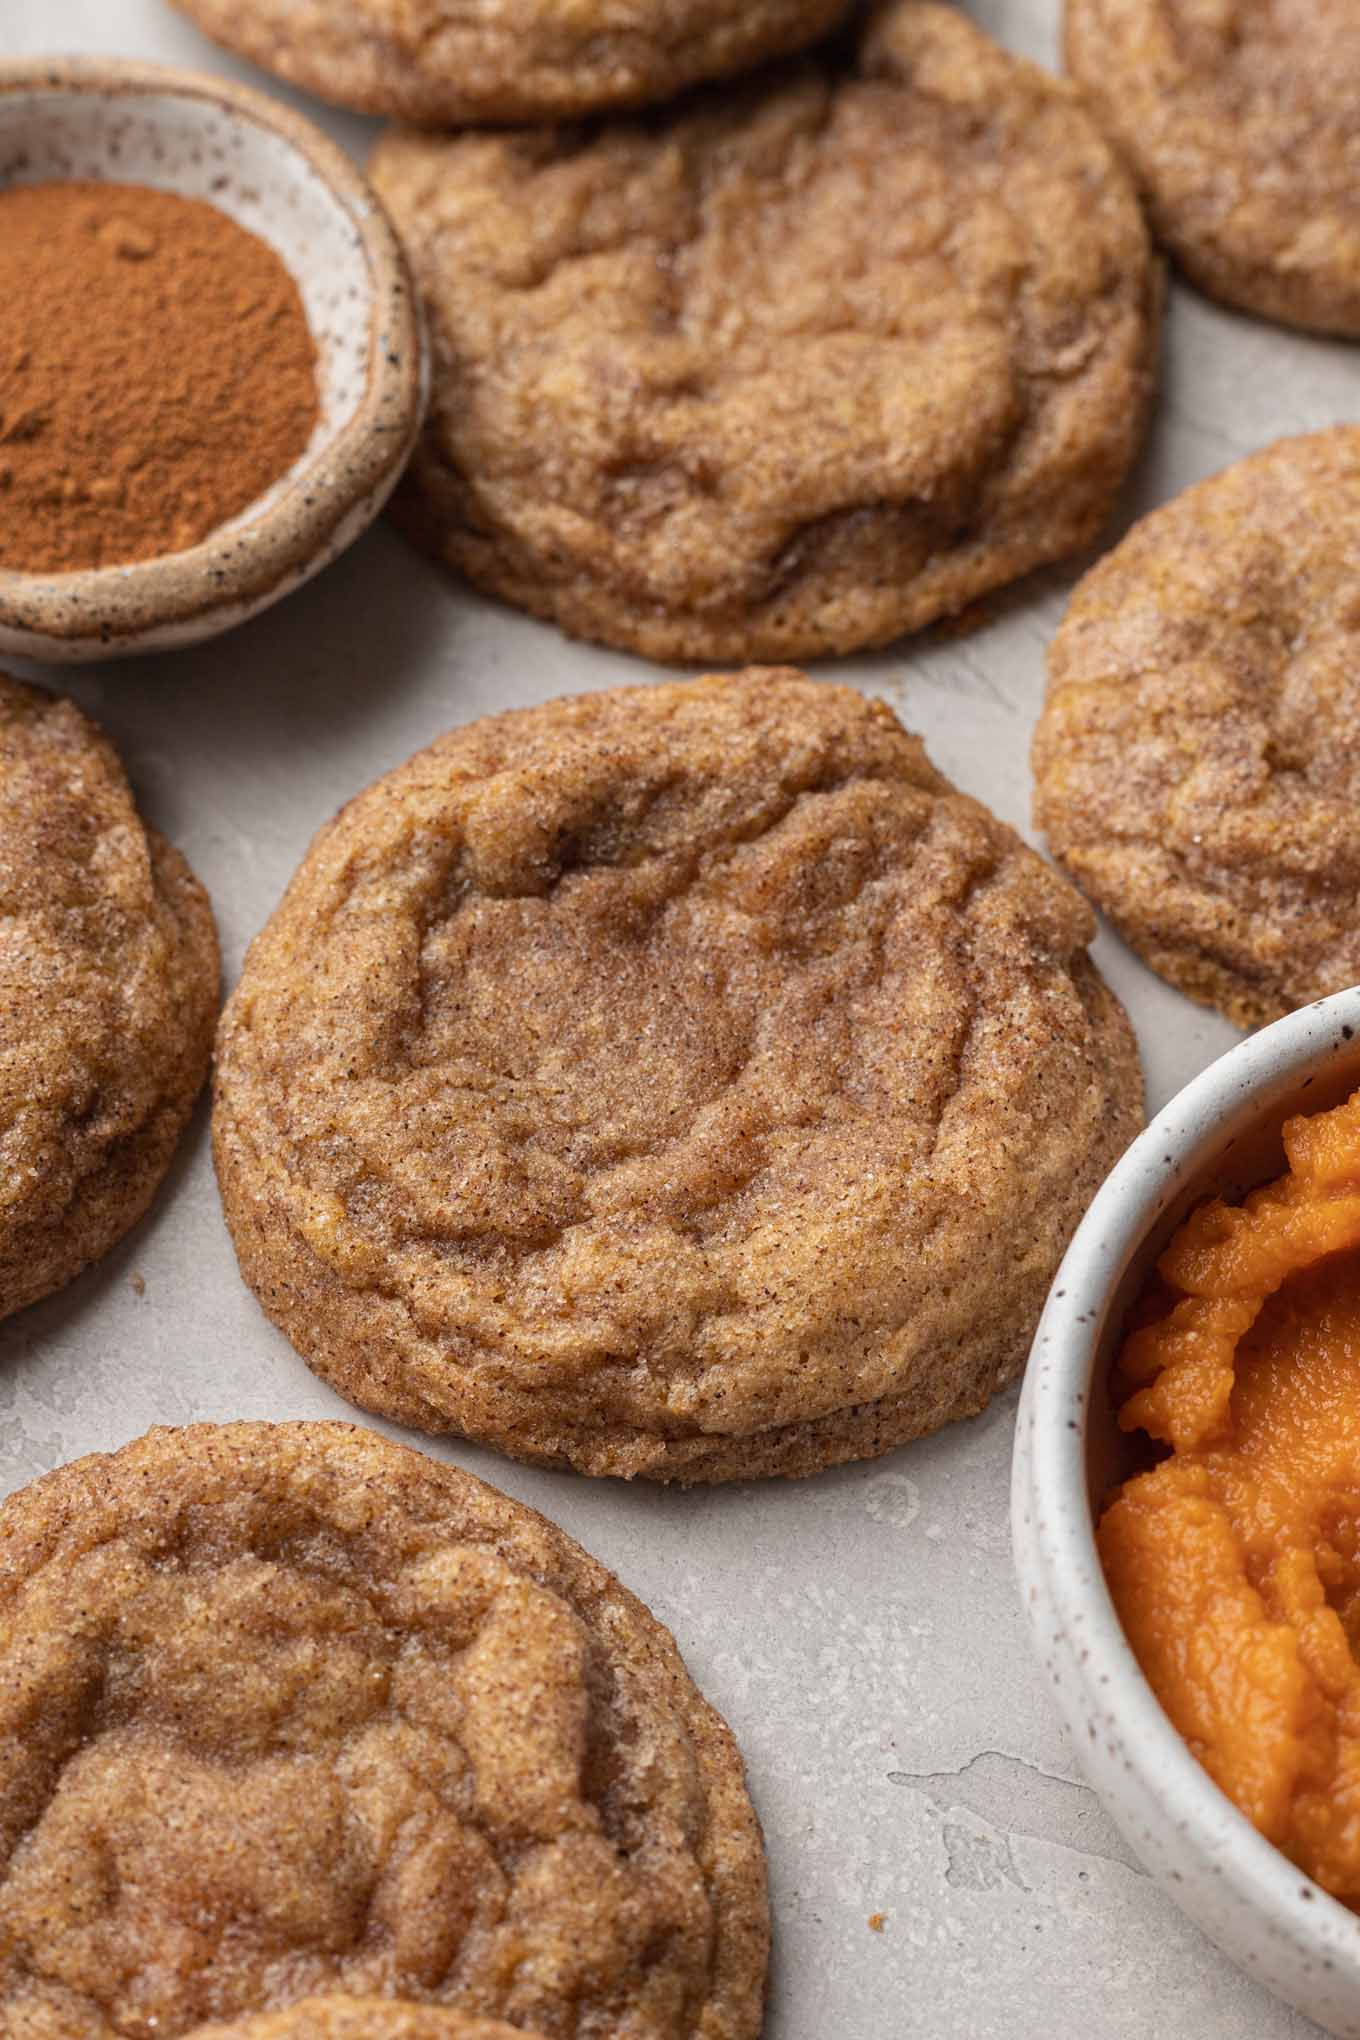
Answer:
[1013,987,1360,2035]
[0,57,426,662]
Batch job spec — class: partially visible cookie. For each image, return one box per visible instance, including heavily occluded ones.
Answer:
[214,670,1144,1481]
[190,2004,529,2040]
[1033,427,1360,1030]
[0,676,219,1320]
[1066,0,1360,336]
[371,0,1160,665]
[0,1422,768,2039]
[170,0,851,123]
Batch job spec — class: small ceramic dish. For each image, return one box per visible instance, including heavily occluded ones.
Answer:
[1013,987,1360,2037]
[0,57,426,662]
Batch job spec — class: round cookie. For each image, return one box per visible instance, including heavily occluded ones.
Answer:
[1066,0,1360,336]
[0,1421,768,2039]
[370,0,1160,666]
[214,670,1144,1482]
[168,0,852,124]
[189,2006,530,2040]
[0,676,219,1321]
[1034,427,1360,1032]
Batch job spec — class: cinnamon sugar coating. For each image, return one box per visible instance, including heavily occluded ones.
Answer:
[169,0,850,123]
[0,676,219,1320]
[214,671,1143,1481]
[1066,0,1360,335]
[1034,428,1360,1031]
[370,0,1160,665]
[189,2007,530,2040]
[0,1423,767,2038]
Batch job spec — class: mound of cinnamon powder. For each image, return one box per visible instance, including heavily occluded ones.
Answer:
[0,180,320,573]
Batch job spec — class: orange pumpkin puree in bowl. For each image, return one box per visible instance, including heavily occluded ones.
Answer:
[1099,1087,1360,1906]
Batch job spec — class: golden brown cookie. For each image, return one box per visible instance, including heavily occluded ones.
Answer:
[1066,0,1360,336]
[1033,428,1360,1031]
[189,2005,530,2040]
[169,0,851,123]
[214,670,1144,1482]
[0,1422,768,2039]
[0,676,219,1321]
[370,0,1160,666]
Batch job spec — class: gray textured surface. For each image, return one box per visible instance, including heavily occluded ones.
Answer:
[5,1,1357,2033]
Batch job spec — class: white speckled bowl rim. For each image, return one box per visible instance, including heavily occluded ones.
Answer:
[1013,987,1360,2036]
[0,56,426,662]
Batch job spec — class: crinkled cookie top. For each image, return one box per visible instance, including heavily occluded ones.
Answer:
[188,2002,532,2040]
[214,670,1142,1479]
[0,1422,767,2039]
[372,0,1158,662]
[1066,0,1360,333]
[170,0,851,123]
[0,675,218,1319]
[1034,427,1360,1029]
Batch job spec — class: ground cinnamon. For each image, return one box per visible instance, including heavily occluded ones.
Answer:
[0,180,320,573]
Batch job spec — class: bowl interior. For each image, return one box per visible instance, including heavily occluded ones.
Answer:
[1084,1029,1360,1511]
[0,82,374,545]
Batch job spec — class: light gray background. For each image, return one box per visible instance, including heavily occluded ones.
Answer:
[5,2,1357,2033]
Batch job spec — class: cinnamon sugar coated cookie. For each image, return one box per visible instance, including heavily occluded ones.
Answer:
[0,1422,768,2038]
[1033,428,1360,1031]
[370,0,1160,664]
[189,2007,531,2040]
[170,0,851,122]
[1066,0,1360,335]
[214,671,1144,1481]
[0,676,218,1320]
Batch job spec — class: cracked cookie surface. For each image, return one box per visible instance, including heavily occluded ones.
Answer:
[1034,427,1360,1031]
[370,0,1159,665]
[1066,0,1360,335]
[0,1422,767,2039]
[190,2005,531,2040]
[214,670,1144,1481]
[0,675,219,1321]
[169,0,850,123]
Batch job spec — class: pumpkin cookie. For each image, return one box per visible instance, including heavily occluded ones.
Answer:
[370,0,1160,665]
[1033,428,1360,1031]
[0,1421,768,2039]
[214,670,1144,1482]
[190,2008,528,2040]
[169,0,851,123]
[0,676,219,1321]
[1066,0,1360,336]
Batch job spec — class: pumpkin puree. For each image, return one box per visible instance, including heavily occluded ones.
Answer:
[1099,1087,1360,1904]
